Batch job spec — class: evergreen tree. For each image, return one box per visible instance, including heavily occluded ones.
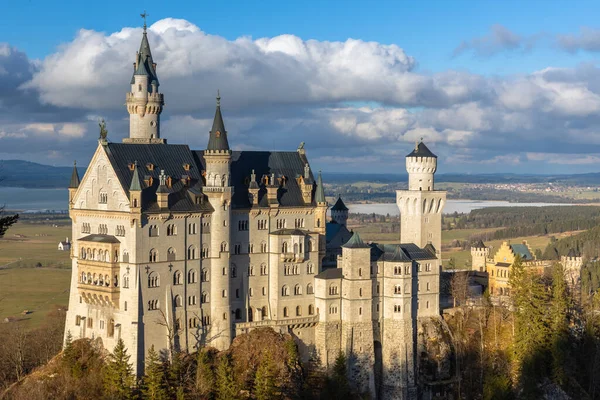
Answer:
[216,355,238,400]
[550,263,570,387]
[196,349,215,399]
[141,345,168,400]
[254,351,278,400]
[509,256,551,396]
[103,338,135,400]
[326,351,350,398]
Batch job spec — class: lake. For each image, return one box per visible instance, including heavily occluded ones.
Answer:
[0,187,576,214]
[349,200,574,216]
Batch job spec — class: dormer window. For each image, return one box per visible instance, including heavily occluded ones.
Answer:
[99,192,108,204]
[128,163,135,171]
[183,163,191,171]
[146,163,154,171]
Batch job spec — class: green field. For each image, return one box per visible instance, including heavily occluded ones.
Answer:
[0,221,72,268]
[0,221,72,326]
[0,267,71,326]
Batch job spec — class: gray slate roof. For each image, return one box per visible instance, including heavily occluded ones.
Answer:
[472,240,486,249]
[207,97,230,151]
[194,150,317,209]
[79,234,121,244]
[567,248,581,257]
[131,31,159,86]
[315,268,343,280]
[103,143,317,212]
[370,243,437,262]
[342,232,370,249]
[271,229,308,236]
[69,162,80,189]
[315,172,325,203]
[331,196,348,211]
[104,143,212,213]
[407,141,437,158]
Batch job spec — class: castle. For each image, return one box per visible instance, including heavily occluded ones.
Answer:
[470,240,583,299]
[64,22,445,400]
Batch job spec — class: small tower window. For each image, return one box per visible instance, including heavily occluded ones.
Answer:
[138,84,142,92]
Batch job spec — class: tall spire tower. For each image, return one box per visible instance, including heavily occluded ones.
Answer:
[124,12,165,144]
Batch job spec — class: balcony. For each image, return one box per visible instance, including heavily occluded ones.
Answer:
[78,283,120,308]
[77,258,121,308]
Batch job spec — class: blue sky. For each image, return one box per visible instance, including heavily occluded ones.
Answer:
[2,0,600,173]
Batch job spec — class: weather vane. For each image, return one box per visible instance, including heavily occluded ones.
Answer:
[141,11,149,31]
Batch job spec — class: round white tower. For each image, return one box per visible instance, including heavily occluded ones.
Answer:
[406,141,437,191]
[124,22,164,143]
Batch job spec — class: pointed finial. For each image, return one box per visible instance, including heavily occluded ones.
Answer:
[216,90,221,107]
[420,136,424,142]
[251,169,256,180]
[141,11,149,32]
[73,160,77,167]
[415,140,418,151]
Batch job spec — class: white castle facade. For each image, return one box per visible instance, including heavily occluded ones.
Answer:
[64,25,445,400]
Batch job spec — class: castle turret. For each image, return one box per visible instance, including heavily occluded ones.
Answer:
[124,19,165,144]
[396,140,446,255]
[331,195,349,227]
[68,161,80,207]
[561,248,583,294]
[314,171,327,234]
[339,232,376,398]
[202,92,233,350]
[471,240,489,272]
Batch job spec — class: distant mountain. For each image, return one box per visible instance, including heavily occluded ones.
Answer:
[0,160,76,189]
[1,159,600,189]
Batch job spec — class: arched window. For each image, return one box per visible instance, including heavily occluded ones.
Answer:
[201,292,209,303]
[308,240,313,252]
[293,243,299,254]
[187,246,196,260]
[174,295,182,307]
[308,304,314,315]
[231,265,237,278]
[261,307,267,319]
[296,306,302,316]
[283,307,289,317]
[148,272,159,288]
[329,285,338,295]
[235,309,241,320]
[220,242,228,252]
[123,274,129,288]
[201,268,208,282]
[249,265,255,276]
[149,248,158,263]
[307,263,314,274]
[167,247,176,261]
[188,269,197,283]
[248,308,254,322]
[282,242,288,253]
[122,250,129,263]
[173,270,182,285]
[261,242,267,253]
[307,283,314,294]
[394,285,401,294]
[282,285,290,296]
[294,284,302,295]
[260,264,267,275]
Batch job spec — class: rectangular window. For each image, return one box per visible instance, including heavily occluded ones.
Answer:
[75,315,81,326]
[87,318,93,328]
[258,220,267,230]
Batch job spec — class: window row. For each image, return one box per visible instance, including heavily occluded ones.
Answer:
[80,247,119,263]
[79,272,119,288]
[75,316,116,337]
[149,246,207,262]
[283,304,314,317]
[281,283,313,296]
[393,265,412,275]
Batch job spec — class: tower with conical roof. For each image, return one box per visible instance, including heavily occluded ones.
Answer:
[124,15,165,143]
[68,161,80,208]
[315,171,327,238]
[331,195,349,226]
[397,140,446,255]
[202,92,233,350]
